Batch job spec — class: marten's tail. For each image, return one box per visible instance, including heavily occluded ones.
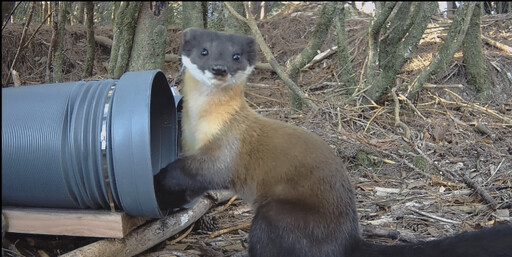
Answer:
[350,225,512,257]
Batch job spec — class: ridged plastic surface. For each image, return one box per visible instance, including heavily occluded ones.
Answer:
[2,70,178,218]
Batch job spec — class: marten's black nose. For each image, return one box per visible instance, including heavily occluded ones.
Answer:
[211,65,228,76]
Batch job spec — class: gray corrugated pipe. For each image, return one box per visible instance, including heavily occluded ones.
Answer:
[2,70,181,218]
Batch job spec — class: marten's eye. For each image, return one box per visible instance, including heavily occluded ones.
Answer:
[201,49,209,56]
[232,53,241,61]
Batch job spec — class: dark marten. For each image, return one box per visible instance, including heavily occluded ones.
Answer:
[154,28,512,257]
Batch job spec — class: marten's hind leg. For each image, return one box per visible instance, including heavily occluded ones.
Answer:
[248,200,345,257]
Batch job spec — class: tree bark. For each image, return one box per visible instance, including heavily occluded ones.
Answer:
[182,2,203,29]
[407,2,476,98]
[53,2,69,82]
[75,2,85,25]
[334,2,356,95]
[3,2,33,86]
[41,1,47,24]
[285,1,337,111]
[82,1,95,78]
[128,2,168,72]
[224,2,248,35]
[365,2,437,102]
[108,2,140,79]
[45,3,57,82]
[364,2,397,96]
[463,2,492,98]
[250,2,262,20]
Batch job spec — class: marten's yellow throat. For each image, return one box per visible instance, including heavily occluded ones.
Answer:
[154,28,511,257]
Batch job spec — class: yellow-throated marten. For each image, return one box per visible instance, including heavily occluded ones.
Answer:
[154,28,512,257]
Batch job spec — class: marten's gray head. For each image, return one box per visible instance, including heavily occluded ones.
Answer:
[180,28,257,88]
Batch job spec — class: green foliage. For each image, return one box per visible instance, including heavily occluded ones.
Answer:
[412,155,428,172]
[355,150,382,169]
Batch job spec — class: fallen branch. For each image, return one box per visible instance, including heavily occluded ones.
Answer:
[408,207,461,224]
[302,46,338,70]
[94,35,113,47]
[61,190,234,257]
[414,146,498,209]
[482,35,512,54]
[423,83,464,89]
[462,173,498,210]
[210,221,251,238]
[429,91,512,124]
[361,226,425,243]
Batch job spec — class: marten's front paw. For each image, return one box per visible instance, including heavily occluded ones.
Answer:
[155,160,187,190]
[154,160,193,212]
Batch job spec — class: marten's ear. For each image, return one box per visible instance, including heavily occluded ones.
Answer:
[181,28,198,55]
[245,36,257,66]
[181,28,196,44]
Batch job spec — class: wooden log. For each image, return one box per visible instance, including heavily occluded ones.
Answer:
[60,190,234,257]
[2,207,148,238]
[482,35,512,54]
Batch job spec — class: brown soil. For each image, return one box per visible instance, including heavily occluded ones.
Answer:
[2,4,511,257]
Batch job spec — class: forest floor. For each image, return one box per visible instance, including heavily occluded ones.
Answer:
[2,3,512,257]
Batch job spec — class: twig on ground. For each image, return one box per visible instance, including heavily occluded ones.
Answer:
[216,196,238,214]
[462,173,498,210]
[169,224,195,244]
[408,207,461,224]
[210,221,252,238]
[391,87,411,140]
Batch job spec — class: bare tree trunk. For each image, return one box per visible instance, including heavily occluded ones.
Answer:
[41,1,47,23]
[463,2,491,98]
[407,2,476,98]
[128,2,168,71]
[53,2,69,82]
[334,2,356,95]
[447,2,457,17]
[250,2,262,20]
[201,1,208,29]
[75,2,85,25]
[260,1,267,20]
[364,2,437,102]
[64,2,71,26]
[364,2,397,96]
[2,2,14,24]
[82,1,95,78]
[108,2,140,78]
[224,2,248,35]
[285,1,337,111]
[45,3,57,82]
[47,1,53,24]
[182,2,203,29]
[3,2,33,86]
